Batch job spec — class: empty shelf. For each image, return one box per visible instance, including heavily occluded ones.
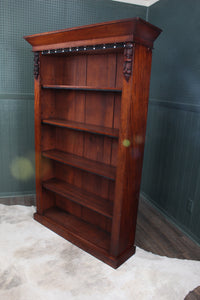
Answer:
[42,149,116,180]
[43,178,113,218]
[43,207,111,251]
[42,84,122,92]
[42,119,119,138]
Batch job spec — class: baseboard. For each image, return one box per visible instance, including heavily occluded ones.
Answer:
[140,191,200,247]
[0,194,36,206]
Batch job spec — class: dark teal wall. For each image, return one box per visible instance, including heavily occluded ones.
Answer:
[0,0,145,196]
[141,0,200,244]
[1,0,199,244]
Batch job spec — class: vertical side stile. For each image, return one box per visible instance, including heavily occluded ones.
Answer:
[110,44,153,258]
[34,51,43,214]
[34,51,55,214]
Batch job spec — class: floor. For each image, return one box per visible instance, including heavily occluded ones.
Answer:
[136,197,200,300]
[0,195,199,299]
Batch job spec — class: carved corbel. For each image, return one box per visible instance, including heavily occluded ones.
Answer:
[123,42,134,82]
[34,51,40,79]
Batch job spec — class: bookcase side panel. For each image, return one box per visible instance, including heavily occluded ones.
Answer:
[111,44,153,256]
[35,53,55,214]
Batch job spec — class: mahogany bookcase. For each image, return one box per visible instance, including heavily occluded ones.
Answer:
[24,17,161,268]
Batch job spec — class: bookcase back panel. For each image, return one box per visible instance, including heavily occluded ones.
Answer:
[54,127,117,166]
[41,189,56,212]
[55,194,82,218]
[41,125,56,151]
[87,51,123,89]
[113,94,121,129]
[50,90,120,128]
[83,132,118,167]
[81,206,112,233]
[41,55,87,86]
[41,89,56,119]
[54,90,85,123]
[86,53,116,88]
[83,134,112,165]
[54,162,115,202]
[56,127,84,157]
[111,140,118,167]
[41,51,123,89]
[40,157,55,181]
[85,92,115,128]
[55,194,112,234]
[43,90,121,130]
[115,53,124,88]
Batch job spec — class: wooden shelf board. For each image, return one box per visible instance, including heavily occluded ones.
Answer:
[42,84,122,92]
[43,207,111,251]
[34,210,136,268]
[43,178,113,218]
[42,119,119,138]
[42,150,116,180]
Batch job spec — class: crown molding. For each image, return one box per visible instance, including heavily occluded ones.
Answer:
[112,0,159,7]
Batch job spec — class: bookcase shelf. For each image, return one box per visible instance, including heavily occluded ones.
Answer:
[37,207,111,252]
[42,84,122,93]
[42,119,119,138]
[42,150,116,180]
[24,17,161,268]
[43,178,113,218]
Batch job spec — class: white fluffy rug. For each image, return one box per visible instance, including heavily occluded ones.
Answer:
[0,204,199,300]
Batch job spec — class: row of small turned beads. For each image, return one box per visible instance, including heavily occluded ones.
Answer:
[41,42,129,55]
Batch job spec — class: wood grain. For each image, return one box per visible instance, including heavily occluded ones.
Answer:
[42,149,116,180]
[24,17,162,51]
[42,84,122,92]
[111,45,153,256]
[42,119,119,137]
[27,18,161,268]
[43,178,113,218]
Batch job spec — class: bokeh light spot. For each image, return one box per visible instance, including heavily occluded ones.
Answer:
[10,157,34,181]
[122,139,131,147]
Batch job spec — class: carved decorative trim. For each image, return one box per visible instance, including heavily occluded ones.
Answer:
[34,52,40,79]
[41,42,125,55]
[123,42,134,82]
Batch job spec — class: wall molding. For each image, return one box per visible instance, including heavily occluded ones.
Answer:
[140,191,200,246]
[0,93,34,100]
[149,98,200,113]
